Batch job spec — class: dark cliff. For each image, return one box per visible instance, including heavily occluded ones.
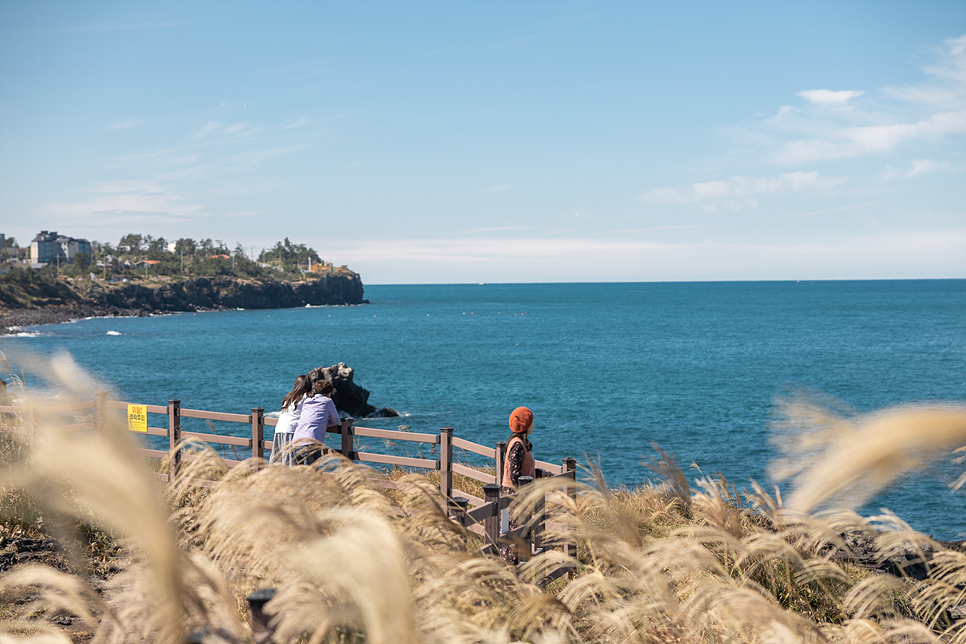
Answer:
[0,269,367,332]
[85,273,367,312]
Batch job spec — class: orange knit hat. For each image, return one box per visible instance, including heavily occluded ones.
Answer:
[509,406,533,434]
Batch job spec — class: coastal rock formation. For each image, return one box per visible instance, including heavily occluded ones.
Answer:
[308,362,399,419]
[0,272,368,334]
[85,273,366,311]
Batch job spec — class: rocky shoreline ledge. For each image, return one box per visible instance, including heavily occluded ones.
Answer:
[0,273,368,335]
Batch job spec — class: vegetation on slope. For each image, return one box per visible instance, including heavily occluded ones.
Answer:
[2,355,966,644]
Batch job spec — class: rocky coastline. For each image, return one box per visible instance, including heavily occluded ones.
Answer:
[0,273,368,335]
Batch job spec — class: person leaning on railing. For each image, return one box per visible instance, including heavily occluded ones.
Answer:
[291,379,340,466]
[269,374,312,466]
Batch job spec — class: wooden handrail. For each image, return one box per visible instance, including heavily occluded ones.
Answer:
[354,426,439,444]
[535,460,564,475]
[452,463,496,484]
[32,400,96,413]
[182,431,251,447]
[179,408,250,423]
[452,436,496,457]
[105,400,167,414]
[356,452,437,470]
[2,391,580,580]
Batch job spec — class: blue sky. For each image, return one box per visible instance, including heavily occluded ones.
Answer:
[1,1,964,284]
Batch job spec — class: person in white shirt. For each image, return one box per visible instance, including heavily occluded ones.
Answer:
[269,375,312,465]
[292,379,341,465]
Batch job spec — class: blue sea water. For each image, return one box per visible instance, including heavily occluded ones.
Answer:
[2,280,965,538]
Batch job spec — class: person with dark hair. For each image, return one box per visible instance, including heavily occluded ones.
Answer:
[501,406,538,564]
[269,375,313,465]
[291,379,340,465]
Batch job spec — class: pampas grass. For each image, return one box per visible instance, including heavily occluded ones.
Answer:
[3,351,966,644]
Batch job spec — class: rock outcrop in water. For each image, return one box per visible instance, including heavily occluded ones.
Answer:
[308,362,399,419]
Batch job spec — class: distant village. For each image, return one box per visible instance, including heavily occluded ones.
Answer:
[0,230,341,281]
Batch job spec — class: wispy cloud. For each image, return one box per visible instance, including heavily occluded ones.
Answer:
[194,121,259,140]
[763,36,966,164]
[51,22,183,34]
[907,158,951,177]
[778,111,966,164]
[797,89,864,106]
[44,181,206,225]
[332,229,966,282]
[108,118,144,130]
[486,184,511,192]
[643,171,844,211]
[881,158,956,181]
[460,226,525,235]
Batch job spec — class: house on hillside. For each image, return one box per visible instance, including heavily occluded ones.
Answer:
[134,260,160,269]
[29,231,92,266]
[210,254,231,260]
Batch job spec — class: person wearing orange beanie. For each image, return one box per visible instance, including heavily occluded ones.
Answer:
[501,406,538,565]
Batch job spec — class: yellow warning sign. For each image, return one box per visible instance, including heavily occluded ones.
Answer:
[127,404,148,433]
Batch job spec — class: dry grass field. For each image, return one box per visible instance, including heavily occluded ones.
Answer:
[2,352,966,644]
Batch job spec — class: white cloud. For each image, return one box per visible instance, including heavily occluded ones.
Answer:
[779,110,966,163]
[44,181,207,225]
[487,184,511,192]
[765,37,966,164]
[907,159,951,177]
[51,22,182,34]
[461,226,524,235]
[330,230,966,283]
[108,118,143,130]
[643,171,844,208]
[797,89,863,106]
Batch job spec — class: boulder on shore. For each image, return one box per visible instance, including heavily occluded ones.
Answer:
[308,362,399,419]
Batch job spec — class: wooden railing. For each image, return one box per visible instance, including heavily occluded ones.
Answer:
[1,394,578,577]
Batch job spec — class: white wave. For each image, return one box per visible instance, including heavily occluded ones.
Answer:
[106,331,123,336]
[8,331,44,338]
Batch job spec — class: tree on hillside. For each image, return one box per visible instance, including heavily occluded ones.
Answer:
[199,238,214,257]
[74,252,90,272]
[4,237,17,248]
[174,238,197,259]
[258,238,320,267]
[119,234,143,254]
[146,236,168,259]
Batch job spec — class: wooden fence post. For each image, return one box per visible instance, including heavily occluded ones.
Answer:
[251,407,264,470]
[562,457,577,566]
[532,478,545,551]
[495,440,507,486]
[95,391,107,433]
[439,426,453,500]
[447,496,469,550]
[517,475,534,562]
[168,399,181,482]
[483,483,501,549]
[247,588,277,644]
[341,418,354,460]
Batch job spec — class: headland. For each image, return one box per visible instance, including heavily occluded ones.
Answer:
[0,269,368,334]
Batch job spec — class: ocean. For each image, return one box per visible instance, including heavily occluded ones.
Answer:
[2,280,965,538]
